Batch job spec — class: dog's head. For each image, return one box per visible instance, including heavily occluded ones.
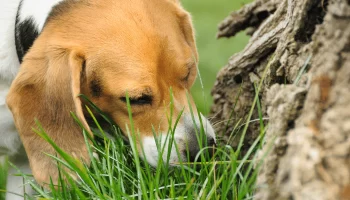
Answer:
[7,0,215,185]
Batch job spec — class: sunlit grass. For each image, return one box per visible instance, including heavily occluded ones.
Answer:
[1,81,269,200]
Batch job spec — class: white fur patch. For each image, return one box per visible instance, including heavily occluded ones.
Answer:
[18,0,64,31]
[197,113,216,140]
[0,0,63,83]
[0,0,22,83]
[140,113,215,166]
[0,0,65,156]
[141,128,186,166]
[0,0,22,157]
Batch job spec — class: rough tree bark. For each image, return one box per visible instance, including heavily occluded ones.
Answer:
[210,0,350,199]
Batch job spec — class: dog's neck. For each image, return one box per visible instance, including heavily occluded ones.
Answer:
[15,0,64,62]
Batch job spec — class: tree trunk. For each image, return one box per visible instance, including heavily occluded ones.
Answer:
[210,0,350,199]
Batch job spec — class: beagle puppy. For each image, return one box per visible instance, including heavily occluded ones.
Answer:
[1,0,216,199]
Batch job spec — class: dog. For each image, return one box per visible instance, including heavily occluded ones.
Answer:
[0,0,216,199]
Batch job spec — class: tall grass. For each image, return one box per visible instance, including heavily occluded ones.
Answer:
[0,157,7,200]
[0,53,275,199]
[0,82,269,200]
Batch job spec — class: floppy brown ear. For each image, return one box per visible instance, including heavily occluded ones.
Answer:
[170,0,180,4]
[180,13,198,62]
[7,47,91,186]
[173,5,198,63]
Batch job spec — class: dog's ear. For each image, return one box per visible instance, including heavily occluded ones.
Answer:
[170,0,180,4]
[179,12,198,63]
[7,46,91,186]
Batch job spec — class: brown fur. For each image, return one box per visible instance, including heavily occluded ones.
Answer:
[7,0,199,185]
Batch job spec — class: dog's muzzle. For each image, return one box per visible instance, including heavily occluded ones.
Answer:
[141,113,216,166]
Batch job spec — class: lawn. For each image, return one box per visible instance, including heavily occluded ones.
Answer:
[0,94,265,199]
[0,1,253,199]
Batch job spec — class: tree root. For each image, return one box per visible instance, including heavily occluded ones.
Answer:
[211,0,350,199]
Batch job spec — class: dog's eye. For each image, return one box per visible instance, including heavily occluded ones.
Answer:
[120,95,152,105]
[182,70,191,82]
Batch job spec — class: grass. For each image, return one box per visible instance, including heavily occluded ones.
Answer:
[0,158,7,200]
[0,54,274,199]
[1,87,268,199]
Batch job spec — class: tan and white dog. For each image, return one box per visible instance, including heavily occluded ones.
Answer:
[0,0,216,199]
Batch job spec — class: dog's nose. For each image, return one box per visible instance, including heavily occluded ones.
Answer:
[187,137,216,162]
[181,114,216,163]
[207,138,216,147]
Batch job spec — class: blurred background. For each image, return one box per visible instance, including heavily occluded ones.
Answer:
[182,0,251,115]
